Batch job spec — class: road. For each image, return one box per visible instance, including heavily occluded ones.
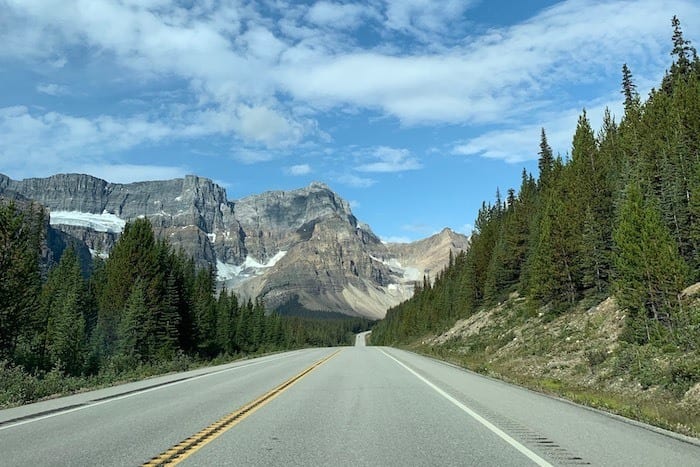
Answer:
[1,338,698,466]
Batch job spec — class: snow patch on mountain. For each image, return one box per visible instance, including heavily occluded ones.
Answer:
[50,210,126,233]
[370,255,422,282]
[216,251,287,281]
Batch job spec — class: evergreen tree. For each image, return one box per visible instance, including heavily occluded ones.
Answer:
[690,159,700,277]
[192,265,218,356]
[0,201,43,361]
[613,183,689,344]
[621,64,640,117]
[96,218,159,356]
[43,248,88,375]
[671,15,697,77]
[537,128,554,187]
[118,279,151,360]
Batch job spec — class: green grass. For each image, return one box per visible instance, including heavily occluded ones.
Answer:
[408,343,700,438]
[0,350,275,409]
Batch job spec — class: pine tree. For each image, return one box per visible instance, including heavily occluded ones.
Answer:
[118,279,150,360]
[96,218,159,357]
[581,205,608,293]
[621,64,640,117]
[0,201,43,361]
[43,248,88,375]
[671,15,697,77]
[613,183,689,344]
[537,128,554,188]
[690,159,700,277]
[192,265,218,356]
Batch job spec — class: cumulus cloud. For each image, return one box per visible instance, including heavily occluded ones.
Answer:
[235,105,304,147]
[0,106,187,182]
[279,0,699,125]
[286,163,312,175]
[1,0,698,174]
[336,173,376,188]
[357,146,422,172]
[36,83,69,96]
[232,149,276,164]
[383,0,475,40]
[0,106,174,176]
[306,2,376,29]
[453,98,624,163]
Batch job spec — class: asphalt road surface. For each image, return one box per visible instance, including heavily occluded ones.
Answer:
[1,339,698,466]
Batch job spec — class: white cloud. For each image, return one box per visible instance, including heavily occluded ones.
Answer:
[286,163,311,175]
[36,83,69,96]
[453,98,624,163]
[336,173,376,188]
[357,146,422,172]
[280,0,699,125]
[232,149,276,164]
[306,2,375,29]
[1,0,699,179]
[0,105,192,178]
[234,105,305,147]
[383,0,475,40]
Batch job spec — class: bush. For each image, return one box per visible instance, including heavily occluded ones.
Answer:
[666,357,700,398]
[0,360,37,407]
[585,348,608,367]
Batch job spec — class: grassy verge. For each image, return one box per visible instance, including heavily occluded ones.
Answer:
[0,350,278,409]
[410,343,699,438]
[400,296,699,439]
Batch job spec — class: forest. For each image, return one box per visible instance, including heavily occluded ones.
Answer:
[0,211,371,406]
[372,17,700,357]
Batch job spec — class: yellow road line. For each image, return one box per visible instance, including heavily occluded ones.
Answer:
[142,349,342,466]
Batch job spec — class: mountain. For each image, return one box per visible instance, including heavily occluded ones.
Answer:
[386,228,470,282]
[0,173,469,319]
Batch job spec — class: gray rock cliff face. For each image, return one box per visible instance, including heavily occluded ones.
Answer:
[0,173,469,318]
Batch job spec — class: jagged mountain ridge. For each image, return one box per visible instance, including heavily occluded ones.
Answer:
[0,173,469,319]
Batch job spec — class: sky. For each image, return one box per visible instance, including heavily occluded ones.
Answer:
[1,0,699,243]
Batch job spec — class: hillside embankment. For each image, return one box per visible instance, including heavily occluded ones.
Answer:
[401,288,700,438]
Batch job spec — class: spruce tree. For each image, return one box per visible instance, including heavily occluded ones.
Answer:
[613,183,689,344]
[118,279,150,361]
[43,248,88,375]
[0,201,43,361]
[537,128,554,187]
[96,218,159,356]
[621,64,640,117]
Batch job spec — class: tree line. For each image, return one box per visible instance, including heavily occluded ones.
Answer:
[372,17,700,351]
[0,211,371,380]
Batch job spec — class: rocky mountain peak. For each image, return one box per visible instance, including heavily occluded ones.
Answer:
[0,172,469,319]
[232,182,355,234]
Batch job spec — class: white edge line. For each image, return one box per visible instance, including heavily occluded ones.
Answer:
[380,349,553,467]
[0,351,306,432]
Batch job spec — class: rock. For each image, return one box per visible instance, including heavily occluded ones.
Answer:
[0,173,469,318]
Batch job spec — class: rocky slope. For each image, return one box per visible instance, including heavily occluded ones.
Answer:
[385,228,470,282]
[417,290,700,437]
[0,173,468,319]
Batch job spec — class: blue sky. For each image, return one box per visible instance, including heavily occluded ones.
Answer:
[1,0,698,242]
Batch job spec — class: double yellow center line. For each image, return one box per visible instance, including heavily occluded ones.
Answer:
[143,349,342,466]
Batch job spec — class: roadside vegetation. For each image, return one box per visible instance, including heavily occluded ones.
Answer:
[0,208,372,408]
[371,17,700,437]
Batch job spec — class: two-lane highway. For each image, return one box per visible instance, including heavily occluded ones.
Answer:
[1,339,698,466]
